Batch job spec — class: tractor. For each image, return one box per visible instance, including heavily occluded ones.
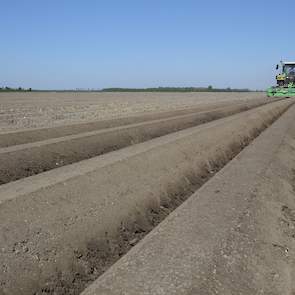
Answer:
[267,61,295,97]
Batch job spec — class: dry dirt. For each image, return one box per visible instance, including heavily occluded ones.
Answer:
[0,98,270,185]
[1,92,295,295]
[0,98,292,295]
[0,92,264,131]
[82,100,295,295]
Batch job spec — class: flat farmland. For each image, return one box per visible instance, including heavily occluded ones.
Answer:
[1,91,295,295]
[0,91,265,131]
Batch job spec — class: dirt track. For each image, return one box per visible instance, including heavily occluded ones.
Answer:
[0,93,295,295]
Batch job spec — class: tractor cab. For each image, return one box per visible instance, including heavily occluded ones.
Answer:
[276,62,295,87]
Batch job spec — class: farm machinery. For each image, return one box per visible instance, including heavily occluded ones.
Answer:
[267,61,295,97]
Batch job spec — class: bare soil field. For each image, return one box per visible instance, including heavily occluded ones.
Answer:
[0,92,264,131]
[1,92,295,295]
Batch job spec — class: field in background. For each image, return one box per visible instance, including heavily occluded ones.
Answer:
[0,91,265,131]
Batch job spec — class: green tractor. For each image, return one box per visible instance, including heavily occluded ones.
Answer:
[267,61,295,97]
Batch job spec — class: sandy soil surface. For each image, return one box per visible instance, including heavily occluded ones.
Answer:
[0,92,265,131]
[82,101,295,295]
[2,91,291,295]
[0,100,290,295]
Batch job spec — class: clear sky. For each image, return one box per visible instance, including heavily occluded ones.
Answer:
[1,0,294,90]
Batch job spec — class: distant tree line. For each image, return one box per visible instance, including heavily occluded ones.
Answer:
[0,86,255,92]
[0,86,32,92]
[101,86,251,92]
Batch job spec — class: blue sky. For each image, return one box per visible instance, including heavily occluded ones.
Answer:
[1,0,294,90]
